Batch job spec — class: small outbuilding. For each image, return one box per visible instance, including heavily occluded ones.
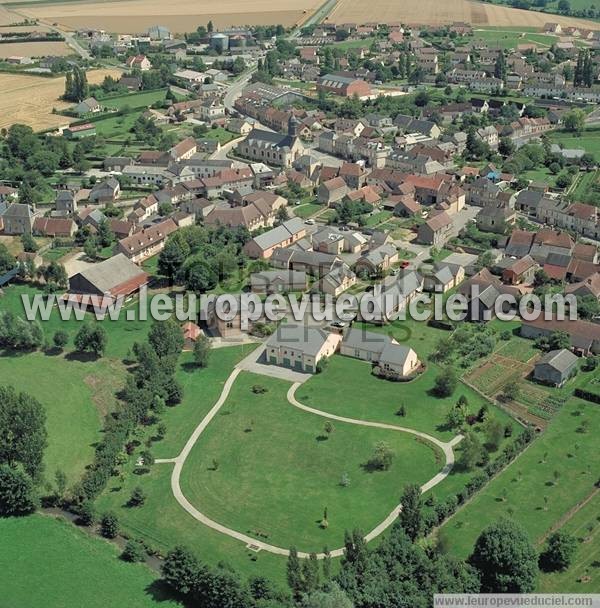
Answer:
[533,348,578,387]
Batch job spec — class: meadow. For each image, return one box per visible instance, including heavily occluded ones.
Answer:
[0,515,180,608]
[180,371,442,552]
[439,396,600,565]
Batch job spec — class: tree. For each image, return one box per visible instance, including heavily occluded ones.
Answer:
[433,367,457,397]
[0,464,38,516]
[122,539,145,562]
[458,432,484,471]
[469,519,538,592]
[498,137,514,157]
[83,237,98,261]
[563,109,585,134]
[100,511,119,538]
[0,244,16,275]
[74,323,107,357]
[483,416,504,451]
[129,486,146,507]
[52,330,69,350]
[158,233,190,284]
[286,546,304,598]
[96,219,114,248]
[494,52,506,81]
[539,531,577,572]
[446,405,466,429]
[148,318,184,361]
[21,232,38,253]
[548,330,570,351]
[193,335,211,368]
[77,500,96,526]
[399,483,424,542]
[302,583,354,608]
[0,386,47,479]
[162,546,201,595]
[367,441,394,471]
[207,19,214,32]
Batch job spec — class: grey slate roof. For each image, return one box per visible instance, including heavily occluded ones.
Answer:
[267,323,331,356]
[536,348,578,373]
[251,217,305,251]
[74,253,147,293]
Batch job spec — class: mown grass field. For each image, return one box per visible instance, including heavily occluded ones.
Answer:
[298,319,506,442]
[538,492,600,592]
[0,515,180,608]
[180,371,442,552]
[439,397,600,568]
[0,351,125,483]
[550,127,600,157]
[473,28,558,49]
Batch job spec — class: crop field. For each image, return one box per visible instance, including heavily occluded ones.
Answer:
[13,0,323,33]
[327,0,600,28]
[0,68,121,131]
[0,40,70,56]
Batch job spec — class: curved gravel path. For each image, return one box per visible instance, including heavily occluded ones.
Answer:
[156,368,462,558]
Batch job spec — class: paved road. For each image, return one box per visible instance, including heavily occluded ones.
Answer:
[156,356,461,559]
[223,70,256,112]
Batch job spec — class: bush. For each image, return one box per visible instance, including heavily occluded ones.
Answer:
[100,511,119,538]
[77,500,96,526]
[121,539,146,562]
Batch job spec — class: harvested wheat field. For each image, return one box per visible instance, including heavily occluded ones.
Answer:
[16,0,322,32]
[0,41,70,57]
[0,4,21,25]
[328,0,600,29]
[0,68,121,131]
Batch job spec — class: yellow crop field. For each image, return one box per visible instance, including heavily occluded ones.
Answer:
[328,0,600,29]
[15,0,322,33]
[0,41,70,57]
[0,68,121,131]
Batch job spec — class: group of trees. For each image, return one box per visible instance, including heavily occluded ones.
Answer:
[71,320,183,506]
[63,67,89,103]
[158,224,250,291]
[573,50,595,88]
[0,311,43,352]
[0,386,47,516]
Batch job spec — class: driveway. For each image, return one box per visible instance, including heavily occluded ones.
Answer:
[236,344,313,384]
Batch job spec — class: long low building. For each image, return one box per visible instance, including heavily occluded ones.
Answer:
[521,317,600,356]
[116,218,178,263]
[340,328,420,379]
[266,323,342,374]
[243,217,306,259]
[65,253,149,311]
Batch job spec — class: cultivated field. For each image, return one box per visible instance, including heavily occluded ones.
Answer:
[14,0,322,32]
[0,67,120,131]
[0,40,70,56]
[328,0,600,28]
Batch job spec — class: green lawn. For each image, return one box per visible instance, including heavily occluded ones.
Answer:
[538,492,600,593]
[365,210,392,227]
[179,371,442,552]
[293,202,322,219]
[202,126,238,144]
[95,345,294,584]
[154,345,257,459]
[0,515,180,608]
[439,397,600,567]
[550,127,600,157]
[42,246,74,262]
[2,284,151,360]
[299,319,503,441]
[473,29,558,50]
[103,89,167,111]
[0,351,125,483]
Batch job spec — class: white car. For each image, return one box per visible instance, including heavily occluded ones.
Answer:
[304,218,315,225]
